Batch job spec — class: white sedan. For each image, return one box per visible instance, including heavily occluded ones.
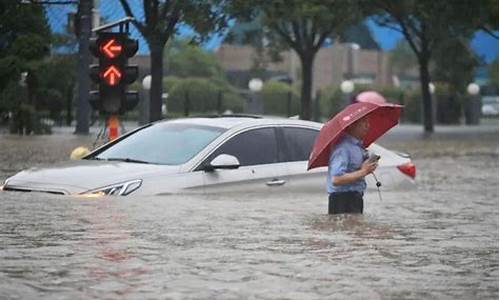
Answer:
[2,116,415,196]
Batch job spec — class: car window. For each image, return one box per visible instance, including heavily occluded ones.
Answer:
[281,127,319,162]
[203,128,278,167]
[94,123,226,165]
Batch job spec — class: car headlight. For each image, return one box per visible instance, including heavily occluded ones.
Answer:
[1,179,8,191]
[81,179,142,197]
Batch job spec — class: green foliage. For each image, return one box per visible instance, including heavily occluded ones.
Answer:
[0,0,52,132]
[165,39,226,79]
[163,76,244,114]
[0,56,23,92]
[434,84,462,124]
[0,2,51,58]
[432,38,478,94]
[119,0,230,121]
[8,103,51,135]
[318,84,382,119]
[163,76,181,92]
[36,55,77,100]
[0,80,27,113]
[339,22,380,50]
[161,40,245,116]
[318,85,344,119]
[0,1,51,89]
[229,0,365,120]
[316,84,430,123]
[390,40,418,75]
[371,0,484,131]
[261,81,300,116]
[399,90,422,124]
[10,34,50,61]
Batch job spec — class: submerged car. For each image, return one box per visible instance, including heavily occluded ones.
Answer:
[2,116,416,196]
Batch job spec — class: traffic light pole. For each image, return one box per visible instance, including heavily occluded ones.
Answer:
[75,0,92,134]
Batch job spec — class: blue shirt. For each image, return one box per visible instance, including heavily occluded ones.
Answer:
[326,134,368,194]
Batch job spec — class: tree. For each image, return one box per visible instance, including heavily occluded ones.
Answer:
[432,38,479,94]
[339,22,380,50]
[0,1,51,92]
[488,57,499,88]
[0,1,51,134]
[36,55,78,125]
[389,40,417,75]
[370,0,482,133]
[164,76,244,114]
[229,0,362,120]
[473,0,499,39]
[118,0,227,122]
[161,39,244,115]
[165,39,226,80]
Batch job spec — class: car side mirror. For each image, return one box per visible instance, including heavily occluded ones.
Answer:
[204,154,240,172]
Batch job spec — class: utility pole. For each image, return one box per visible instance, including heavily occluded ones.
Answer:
[75,0,92,134]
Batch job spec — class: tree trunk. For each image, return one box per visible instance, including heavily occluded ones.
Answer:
[149,44,164,122]
[75,0,92,134]
[299,53,314,120]
[419,54,434,133]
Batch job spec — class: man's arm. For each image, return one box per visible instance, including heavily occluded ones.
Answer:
[332,159,377,186]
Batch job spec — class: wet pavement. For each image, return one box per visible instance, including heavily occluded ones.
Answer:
[0,123,498,299]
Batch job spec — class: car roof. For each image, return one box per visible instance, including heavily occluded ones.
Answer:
[160,115,322,130]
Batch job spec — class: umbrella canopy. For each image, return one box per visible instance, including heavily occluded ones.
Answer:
[308,101,402,170]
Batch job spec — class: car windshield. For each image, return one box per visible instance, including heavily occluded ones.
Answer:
[93,122,226,165]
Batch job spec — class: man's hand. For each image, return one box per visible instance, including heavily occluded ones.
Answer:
[360,159,378,176]
[332,159,378,186]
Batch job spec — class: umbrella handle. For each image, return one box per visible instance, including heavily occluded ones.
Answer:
[372,173,382,201]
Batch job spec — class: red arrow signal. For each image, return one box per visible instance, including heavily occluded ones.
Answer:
[102,65,122,86]
[101,39,122,59]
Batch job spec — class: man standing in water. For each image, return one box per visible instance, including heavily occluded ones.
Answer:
[327,116,378,214]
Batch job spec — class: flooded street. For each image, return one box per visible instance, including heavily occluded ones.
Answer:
[0,125,498,299]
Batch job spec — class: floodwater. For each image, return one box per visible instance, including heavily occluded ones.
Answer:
[0,125,498,299]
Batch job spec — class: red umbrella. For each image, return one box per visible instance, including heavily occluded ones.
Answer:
[308,101,402,170]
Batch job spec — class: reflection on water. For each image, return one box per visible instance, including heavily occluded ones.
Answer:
[0,132,498,299]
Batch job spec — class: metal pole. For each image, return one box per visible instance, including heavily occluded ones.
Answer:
[75,0,92,134]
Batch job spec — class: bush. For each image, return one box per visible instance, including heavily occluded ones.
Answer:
[36,88,64,124]
[318,84,374,119]
[317,84,427,123]
[8,104,51,135]
[399,90,422,123]
[318,85,344,119]
[163,76,244,115]
[261,81,300,116]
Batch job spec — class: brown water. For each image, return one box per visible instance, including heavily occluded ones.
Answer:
[0,126,498,299]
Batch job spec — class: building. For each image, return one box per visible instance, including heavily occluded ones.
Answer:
[213,43,402,93]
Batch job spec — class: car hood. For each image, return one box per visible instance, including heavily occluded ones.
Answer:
[4,160,181,195]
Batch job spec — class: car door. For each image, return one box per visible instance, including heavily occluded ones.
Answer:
[276,126,326,193]
[193,127,288,193]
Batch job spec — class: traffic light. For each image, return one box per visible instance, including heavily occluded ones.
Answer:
[89,32,139,114]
